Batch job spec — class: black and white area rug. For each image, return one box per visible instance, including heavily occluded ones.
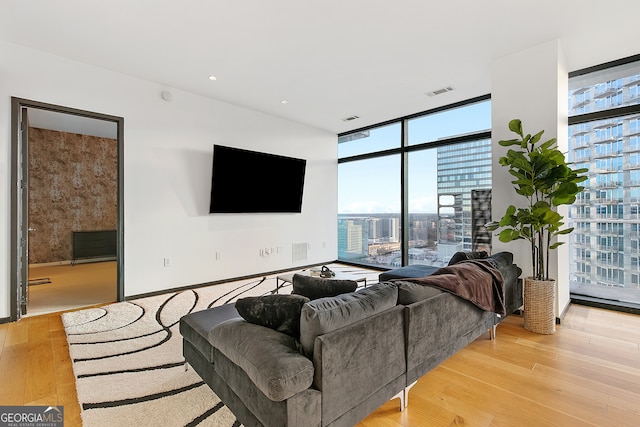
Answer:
[62,264,379,427]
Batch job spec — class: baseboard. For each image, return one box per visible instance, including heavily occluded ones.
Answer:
[30,257,117,268]
[0,317,10,324]
[557,300,572,324]
[72,256,117,265]
[30,260,72,268]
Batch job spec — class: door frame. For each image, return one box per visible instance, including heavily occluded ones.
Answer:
[10,97,124,321]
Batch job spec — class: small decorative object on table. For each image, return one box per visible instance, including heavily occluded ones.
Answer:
[319,266,335,278]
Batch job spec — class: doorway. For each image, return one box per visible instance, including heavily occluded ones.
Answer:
[10,97,124,321]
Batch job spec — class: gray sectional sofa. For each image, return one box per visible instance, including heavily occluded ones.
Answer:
[180,252,522,427]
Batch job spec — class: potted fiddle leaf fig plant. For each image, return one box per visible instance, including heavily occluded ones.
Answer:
[486,119,588,334]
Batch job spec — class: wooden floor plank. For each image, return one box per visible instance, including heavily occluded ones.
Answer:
[426,365,592,427]
[442,352,615,425]
[24,318,57,403]
[0,343,28,405]
[0,325,7,355]
[3,318,29,347]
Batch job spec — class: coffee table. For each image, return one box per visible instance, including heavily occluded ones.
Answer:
[275,270,367,294]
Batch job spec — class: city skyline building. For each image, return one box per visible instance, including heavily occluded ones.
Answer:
[337,138,493,268]
[568,60,640,305]
[435,138,492,260]
[337,98,492,269]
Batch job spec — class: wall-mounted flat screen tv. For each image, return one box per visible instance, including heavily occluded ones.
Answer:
[209,145,306,213]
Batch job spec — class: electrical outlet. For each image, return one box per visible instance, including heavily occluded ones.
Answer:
[163,257,171,267]
[215,252,221,260]
[260,247,274,257]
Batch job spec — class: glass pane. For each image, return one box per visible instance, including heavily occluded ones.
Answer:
[569,61,640,116]
[568,113,640,305]
[338,155,401,267]
[338,122,400,158]
[407,138,492,267]
[407,100,491,145]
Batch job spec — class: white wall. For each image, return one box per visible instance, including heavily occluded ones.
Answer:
[491,39,570,317]
[0,41,338,318]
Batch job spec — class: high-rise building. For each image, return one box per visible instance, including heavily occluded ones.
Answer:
[436,139,492,260]
[568,66,640,304]
[337,217,368,261]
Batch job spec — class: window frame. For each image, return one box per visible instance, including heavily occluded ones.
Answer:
[568,53,640,313]
[337,94,491,268]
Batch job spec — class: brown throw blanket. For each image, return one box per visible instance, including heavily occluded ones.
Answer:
[402,260,506,315]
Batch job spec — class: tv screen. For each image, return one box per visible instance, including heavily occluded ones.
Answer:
[209,145,306,213]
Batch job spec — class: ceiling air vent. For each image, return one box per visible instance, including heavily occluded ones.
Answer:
[342,115,360,122]
[425,86,454,97]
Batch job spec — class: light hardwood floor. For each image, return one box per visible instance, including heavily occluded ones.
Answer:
[1,304,639,426]
[27,261,117,316]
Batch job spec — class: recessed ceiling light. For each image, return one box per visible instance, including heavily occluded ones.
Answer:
[281,100,289,104]
[208,75,217,81]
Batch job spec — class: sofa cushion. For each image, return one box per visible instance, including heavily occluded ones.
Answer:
[485,251,514,270]
[378,264,439,282]
[396,281,445,305]
[235,294,309,338]
[210,319,315,402]
[179,303,242,363]
[299,282,398,357]
[292,274,358,300]
[448,250,489,266]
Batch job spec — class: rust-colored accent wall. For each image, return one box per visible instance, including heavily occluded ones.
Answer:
[28,127,117,264]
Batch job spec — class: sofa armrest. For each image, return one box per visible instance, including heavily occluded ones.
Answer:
[210,319,314,402]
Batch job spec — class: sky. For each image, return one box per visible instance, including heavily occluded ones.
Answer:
[338,100,491,214]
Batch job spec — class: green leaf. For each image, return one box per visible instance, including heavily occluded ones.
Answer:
[498,228,522,242]
[539,138,556,151]
[499,138,521,147]
[485,221,499,231]
[498,214,515,227]
[508,119,522,136]
[556,227,574,235]
[530,130,545,145]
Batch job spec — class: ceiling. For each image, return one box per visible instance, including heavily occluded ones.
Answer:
[26,109,117,139]
[2,1,640,135]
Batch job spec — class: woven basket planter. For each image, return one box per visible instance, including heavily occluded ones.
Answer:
[523,277,556,334]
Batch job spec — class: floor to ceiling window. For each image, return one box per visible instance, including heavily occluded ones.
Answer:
[338,96,491,269]
[568,54,640,309]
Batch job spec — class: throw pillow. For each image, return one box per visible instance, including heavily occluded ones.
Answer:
[292,273,358,300]
[235,294,310,338]
[448,250,489,266]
